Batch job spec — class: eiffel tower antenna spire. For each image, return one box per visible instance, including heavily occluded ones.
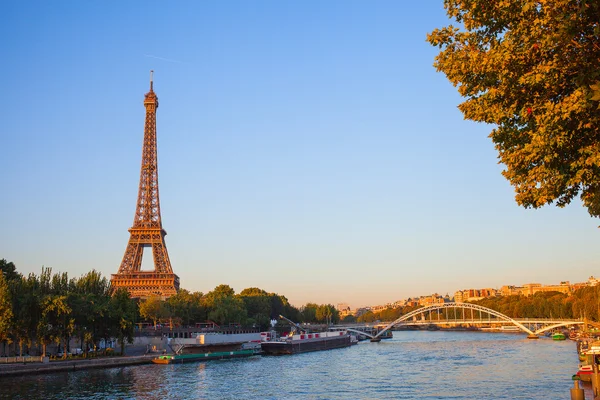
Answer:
[150,70,154,91]
[110,73,179,298]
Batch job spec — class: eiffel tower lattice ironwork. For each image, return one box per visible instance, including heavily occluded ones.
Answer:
[110,72,180,298]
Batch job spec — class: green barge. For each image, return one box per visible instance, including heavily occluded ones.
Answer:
[152,332,262,364]
[152,349,258,364]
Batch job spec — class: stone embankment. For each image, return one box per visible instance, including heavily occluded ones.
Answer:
[0,355,155,378]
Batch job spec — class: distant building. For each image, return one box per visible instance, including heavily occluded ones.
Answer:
[356,274,597,317]
[530,282,571,295]
[391,300,404,308]
[454,291,464,303]
[500,285,524,296]
[500,282,571,296]
[522,283,543,296]
[405,298,419,307]
[570,277,597,291]
[454,288,498,302]
[371,304,390,313]
[418,293,445,306]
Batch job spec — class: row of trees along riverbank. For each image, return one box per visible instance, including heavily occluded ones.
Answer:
[0,259,341,358]
[351,288,600,324]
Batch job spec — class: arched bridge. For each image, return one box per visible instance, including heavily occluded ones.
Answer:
[344,303,584,339]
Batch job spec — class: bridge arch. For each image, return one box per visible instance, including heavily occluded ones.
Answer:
[374,302,537,338]
[345,328,375,339]
[533,322,584,336]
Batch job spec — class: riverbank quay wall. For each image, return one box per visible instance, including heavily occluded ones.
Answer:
[0,355,155,378]
[2,327,259,356]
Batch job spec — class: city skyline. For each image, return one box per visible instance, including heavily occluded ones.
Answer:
[344,273,598,310]
[2,1,600,309]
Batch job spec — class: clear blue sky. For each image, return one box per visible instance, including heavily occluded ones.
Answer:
[1,1,599,309]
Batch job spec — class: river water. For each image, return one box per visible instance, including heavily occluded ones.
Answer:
[1,331,584,399]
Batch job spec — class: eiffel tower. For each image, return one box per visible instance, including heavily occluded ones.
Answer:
[110,72,180,298]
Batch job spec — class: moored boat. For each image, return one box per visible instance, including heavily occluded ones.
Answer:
[569,330,579,341]
[261,314,353,355]
[575,344,600,382]
[152,332,261,364]
[576,364,594,382]
[261,330,352,355]
[379,330,394,339]
[152,349,258,364]
[552,332,566,341]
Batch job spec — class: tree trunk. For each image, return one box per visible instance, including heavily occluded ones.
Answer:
[63,337,68,359]
[42,342,46,357]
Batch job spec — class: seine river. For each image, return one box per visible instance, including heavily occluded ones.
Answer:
[1,331,584,399]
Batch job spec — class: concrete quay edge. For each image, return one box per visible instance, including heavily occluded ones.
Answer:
[0,355,155,378]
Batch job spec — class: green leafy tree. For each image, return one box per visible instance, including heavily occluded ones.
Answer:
[316,304,339,325]
[139,295,166,329]
[208,296,247,326]
[189,291,207,323]
[204,285,250,326]
[166,289,206,327]
[109,288,137,355]
[33,269,55,357]
[341,314,356,323]
[239,288,272,329]
[272,294,301,322]
[379,307,403,322]
[0,273,13,356]
[7,276,37,357]
[1,263,143,358]
[357,311,377,323]
[71,270,111,354]
[39,295,73,358]
[472,291,574,319]
[166,289,192,327]
[428,1,600,216]
[571,286,600,321]
[0,259,19,282]
[239,288,269,297]
[300,303,318,323]
[204,284,235,310]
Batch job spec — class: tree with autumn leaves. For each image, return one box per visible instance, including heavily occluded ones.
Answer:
[428,0,600,216]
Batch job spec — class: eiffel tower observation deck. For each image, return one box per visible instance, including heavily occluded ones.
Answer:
[111,71,180,298]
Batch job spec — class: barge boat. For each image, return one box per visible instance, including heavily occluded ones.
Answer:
[153,349,257,364]
[261,315,353,355]
[261,330,352,355]
[152,332,261,364]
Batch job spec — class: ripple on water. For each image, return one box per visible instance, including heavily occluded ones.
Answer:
[0,331,579,400]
